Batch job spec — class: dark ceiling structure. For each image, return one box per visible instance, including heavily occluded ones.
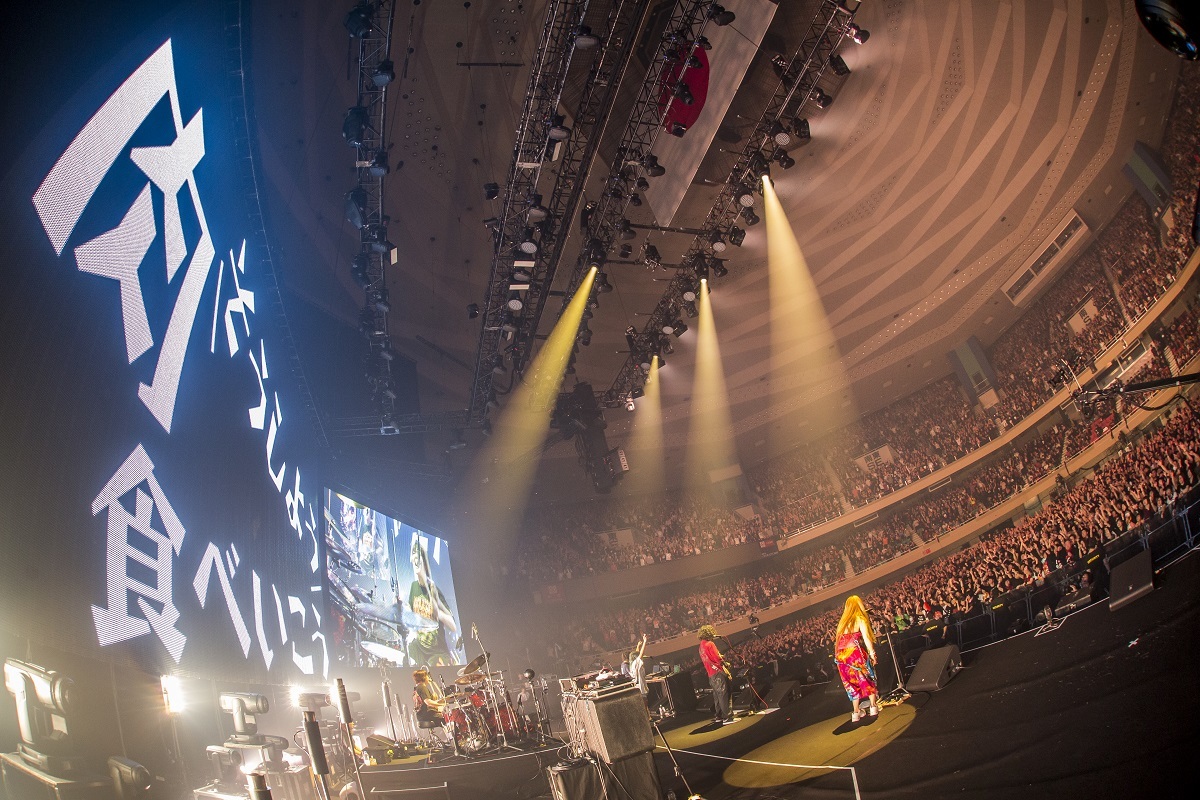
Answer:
[250,0,1186,505]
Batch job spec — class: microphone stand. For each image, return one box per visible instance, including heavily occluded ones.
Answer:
[473,625,519,752]
[879,629,910,705]
[651,718,703,800]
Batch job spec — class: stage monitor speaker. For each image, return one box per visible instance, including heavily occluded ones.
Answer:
[731,687,758,712]
[664,671,696,713]
[604,751,661,800]
[549,759,603,800]
[578,687,654,763]
[1109,548,1154,611]
[906,645,961,692]
[763,680,797,709]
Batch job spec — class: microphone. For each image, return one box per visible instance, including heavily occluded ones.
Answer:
[471,622,478,640]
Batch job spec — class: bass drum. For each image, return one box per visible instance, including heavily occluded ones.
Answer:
[443,705,491,755]
[485,693,525,739]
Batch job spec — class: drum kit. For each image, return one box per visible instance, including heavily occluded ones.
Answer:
[438,652,529,756]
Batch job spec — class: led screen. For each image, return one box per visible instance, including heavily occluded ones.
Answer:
[0,1,326,682]
[325,490,467,668]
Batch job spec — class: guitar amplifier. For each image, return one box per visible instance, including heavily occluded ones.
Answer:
[563,685,653,763]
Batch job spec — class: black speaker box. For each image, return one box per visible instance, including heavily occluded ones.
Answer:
[548,753,661,800]
[664,670,696,713]
[763,680,797,708]
[578,687,654,763]
[731,687,759,712]
[906,644,961,692]
[548,759,604,800]
[1109,548,1154,611]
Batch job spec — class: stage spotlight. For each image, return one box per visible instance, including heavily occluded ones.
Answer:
[769,120,791,147]
[643,243,662,266]
[740,206,760,226]
[373,59,396,86]
[373,290,391,313]
[687,52,703,69]
[1135,0,1198,59]
[380,414,399,435]
[830,54,851,76]
[619,219,636,240]
[467,303,480,319]
[619,244,633,258]
[673,81,694,105]
[527,194,548,223]
[160,675,184,714]
[670,319,688,337]
[775,150,796,169]
[344,3,374,38]
[792,117,811,144]
[218,692,269,736]
[596,271,614,293]
[811,87,833,108]
[636,176,650,191]
[735,184,756,207]
[342,106,368,146]
[484,182,500,200]
[695,35,712,50]
[519,227,539,254]
[625,395,636,412]
[380,346,397,362]
[694,256,710,282]
[629,192,643,206]
[709,230,727,252]
[641,154,666,177]
[367,225,394,254]
[711,258,728,278]
[708,5,736,25]
[548,115,571,141]
[575,25,601,49]
[344,188,368,229]
[728,226,746,246]
[506,291,524,311]
[669,122,688,137]
[748,151,771,179]
[367,149,389,177]
[492,355,508,375]
[847,22,870,44]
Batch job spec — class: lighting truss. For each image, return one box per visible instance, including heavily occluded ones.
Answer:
[347,0,399,429]
[466,0,593,421]
[602,0,856,407]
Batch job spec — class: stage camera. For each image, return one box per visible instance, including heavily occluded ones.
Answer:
[4,658,74,762]
[218,691,269,737]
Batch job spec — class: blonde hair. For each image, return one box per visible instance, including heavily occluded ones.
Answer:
[835,595,874,644]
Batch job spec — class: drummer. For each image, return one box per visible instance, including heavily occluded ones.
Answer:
[412,667,448,738]
[408,537,460,666]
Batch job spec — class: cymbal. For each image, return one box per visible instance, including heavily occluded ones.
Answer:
[460,652,490,676]
[454,672,484,685]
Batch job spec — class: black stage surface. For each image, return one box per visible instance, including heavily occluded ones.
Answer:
[370,551,1199,799]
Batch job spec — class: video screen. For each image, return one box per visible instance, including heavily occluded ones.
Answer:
[325,490,467,667]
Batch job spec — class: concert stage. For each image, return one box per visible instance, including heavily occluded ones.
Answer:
[522,550,1200,800]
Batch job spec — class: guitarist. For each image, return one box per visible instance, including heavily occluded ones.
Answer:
[698,625,733,725]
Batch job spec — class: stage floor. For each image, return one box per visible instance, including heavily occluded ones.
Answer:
[631,549,1200,800]
[364,551,1200,799]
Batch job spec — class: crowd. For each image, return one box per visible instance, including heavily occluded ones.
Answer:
[720,401,1199,673]
[509,70,1200,592]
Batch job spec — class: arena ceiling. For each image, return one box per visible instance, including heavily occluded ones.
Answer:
[250,0,1182,498]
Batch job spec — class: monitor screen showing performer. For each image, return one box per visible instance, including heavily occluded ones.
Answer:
[325,490,467,667]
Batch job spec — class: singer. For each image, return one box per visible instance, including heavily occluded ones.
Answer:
[834,595,880,723]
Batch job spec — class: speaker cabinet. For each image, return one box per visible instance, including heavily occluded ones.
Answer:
[1109,548,1154,611]
[548,759,603,800]
[548,752,660,800]
[906,644,961,692]
[763,680,797,709]
[576,687,654,763]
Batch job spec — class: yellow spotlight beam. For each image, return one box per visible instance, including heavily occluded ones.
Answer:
[466,267,598,546]
[761,176,854,448]
[685,280,737,489]
[626,356,664,497]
